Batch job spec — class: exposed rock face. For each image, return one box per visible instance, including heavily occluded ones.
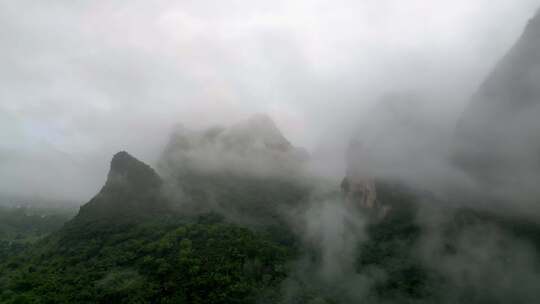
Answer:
[455,10,540,186]
[73,151,166,223]
[342,177,378,209]
[342,92,436,213]
[342,140,379,210]
[341,105,388,212]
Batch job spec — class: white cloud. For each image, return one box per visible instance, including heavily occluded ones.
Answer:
[1,0,539,202]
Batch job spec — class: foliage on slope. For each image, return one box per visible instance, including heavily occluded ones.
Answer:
[0,214,298,304]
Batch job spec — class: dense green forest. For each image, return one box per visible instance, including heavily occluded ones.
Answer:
[2,181,540,304]
[0,213,296,303]
[0,206,75,261]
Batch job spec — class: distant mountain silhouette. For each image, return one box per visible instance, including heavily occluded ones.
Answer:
[157,114,311,223]
[70,151,167,225]
[455,10,540,185]
[159,114,308,177]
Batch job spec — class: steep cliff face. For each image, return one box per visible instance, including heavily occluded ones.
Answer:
[455,10,540,185]
[342,176,378,208]
[342,140,379,210]
[342,92,437,213]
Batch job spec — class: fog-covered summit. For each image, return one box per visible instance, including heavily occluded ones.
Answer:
[159,114,309,179]
[455,9,540,189]
[227,113,292,151]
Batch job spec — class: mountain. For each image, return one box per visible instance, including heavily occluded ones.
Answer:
[455,10,540,186]
[64,115,310,229]
[4,10,540,297]
[341,92,441,214]
[159,114,308,178]
[157,114,311,224]
[3,109,540,303]
[223,113,294,153]
[70,151,167,225]
[0,150,298,304]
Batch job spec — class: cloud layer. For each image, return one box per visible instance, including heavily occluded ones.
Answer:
[1,0,539,202]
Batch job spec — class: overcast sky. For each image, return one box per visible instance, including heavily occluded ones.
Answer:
[1,0,540,203]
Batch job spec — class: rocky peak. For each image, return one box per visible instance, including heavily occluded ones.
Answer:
[72,151,165,224]
[106,151,162,190]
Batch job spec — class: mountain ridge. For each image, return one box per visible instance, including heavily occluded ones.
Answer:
[454,9,540,186]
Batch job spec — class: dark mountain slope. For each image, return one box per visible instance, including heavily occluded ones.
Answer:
[455,10,540,184]
[71,151,166,225]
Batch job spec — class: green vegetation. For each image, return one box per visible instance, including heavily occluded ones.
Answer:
[2,151,540,304]
[0,206,75,261]
[2,184,540,303]
[0,214,297,304]
[173,170,312,225]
